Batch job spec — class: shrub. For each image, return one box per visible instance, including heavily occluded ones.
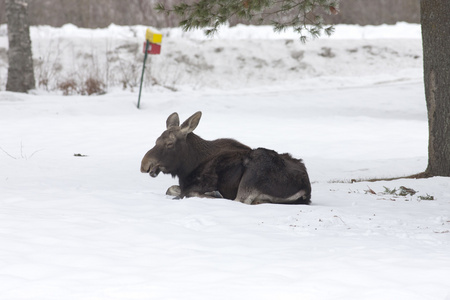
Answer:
[58,79,78,95]
[57,77,106,95]
[82,77,106,95]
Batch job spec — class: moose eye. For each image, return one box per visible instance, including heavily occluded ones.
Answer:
[166,142,174,149]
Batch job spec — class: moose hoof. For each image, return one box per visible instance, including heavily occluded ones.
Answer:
[166,185,181,197]
[204,191,223,198]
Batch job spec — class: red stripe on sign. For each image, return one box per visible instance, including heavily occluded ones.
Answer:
[143,42,161,55]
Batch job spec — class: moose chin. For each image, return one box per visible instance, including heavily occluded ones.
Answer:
[141,111,311,205]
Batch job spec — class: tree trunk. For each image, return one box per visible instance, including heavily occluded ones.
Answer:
[6,0,35,93]
[420,0,450,177]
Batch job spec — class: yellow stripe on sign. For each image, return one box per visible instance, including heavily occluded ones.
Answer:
[145,28,162,43]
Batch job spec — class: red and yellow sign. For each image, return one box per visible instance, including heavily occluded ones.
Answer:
[143,28,162,55]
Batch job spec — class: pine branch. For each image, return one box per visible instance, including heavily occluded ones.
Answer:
[155,0,339,41]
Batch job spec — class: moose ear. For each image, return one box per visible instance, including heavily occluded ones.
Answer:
[180,111,202,135]
[166,112,180,129]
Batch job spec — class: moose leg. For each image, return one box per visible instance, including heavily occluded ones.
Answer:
[235,172,311,205]
[181,190,224,199]
[234,184,261,205]
[235,191,272,205]
[166,185,223,199]
[166,185,182,198]
[234,150,311,205]
[235,185,307,205]
[204,191,224,198]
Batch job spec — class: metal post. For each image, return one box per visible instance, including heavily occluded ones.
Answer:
[137,40,150,109]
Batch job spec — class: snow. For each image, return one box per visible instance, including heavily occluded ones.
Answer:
[1,23,450,300]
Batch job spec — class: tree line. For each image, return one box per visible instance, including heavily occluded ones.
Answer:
[0,0,419,28]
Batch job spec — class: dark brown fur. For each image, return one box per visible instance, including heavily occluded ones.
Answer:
[141,112,311,205]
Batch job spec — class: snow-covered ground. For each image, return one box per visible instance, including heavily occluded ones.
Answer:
[1,23,449,300]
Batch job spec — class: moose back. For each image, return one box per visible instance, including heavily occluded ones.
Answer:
[141,111,311,205]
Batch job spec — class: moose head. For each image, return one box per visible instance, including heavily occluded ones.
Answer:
[140,111,202,178]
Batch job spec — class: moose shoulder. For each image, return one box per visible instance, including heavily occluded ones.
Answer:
[141,111,311,205]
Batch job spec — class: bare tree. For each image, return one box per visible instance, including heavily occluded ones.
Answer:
[6,0,35,92]
[420,0,450,177]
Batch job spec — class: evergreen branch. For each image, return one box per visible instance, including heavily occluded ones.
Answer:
[155,0,339,41]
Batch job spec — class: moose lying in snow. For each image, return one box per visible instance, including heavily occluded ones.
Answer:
[140,111,311,205]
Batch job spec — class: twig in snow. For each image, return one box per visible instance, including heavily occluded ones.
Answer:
[0,146,17,159]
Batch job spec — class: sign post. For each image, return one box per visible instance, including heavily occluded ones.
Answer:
[137,28,162,109]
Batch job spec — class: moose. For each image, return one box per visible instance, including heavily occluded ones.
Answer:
[140,111,311,205]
